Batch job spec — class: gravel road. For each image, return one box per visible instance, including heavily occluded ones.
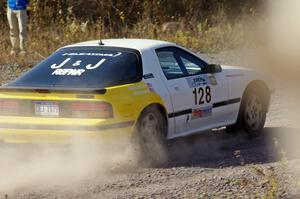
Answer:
[0,51,299,199]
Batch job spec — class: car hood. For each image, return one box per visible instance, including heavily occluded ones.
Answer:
[221,65,252,71]
[221,65,276,91]
[220,65,253,78]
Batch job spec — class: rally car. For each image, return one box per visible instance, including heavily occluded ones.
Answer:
[0,39,272,161]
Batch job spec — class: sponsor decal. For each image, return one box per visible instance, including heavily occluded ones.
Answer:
[147,83,155,93]
[62,52,122,57]
[128,84,151,95]
[143,73,154,79]
[128,85,148,90]
[51,58,106,76]
[51,68,86,76]
[133,90,150,95]
[191,106,212,120]
[186,75,209,88]
[208,75,217,86]
[50,52,122,77]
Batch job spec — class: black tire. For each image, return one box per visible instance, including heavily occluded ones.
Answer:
[133,106,169,166]
[227,86,268,136]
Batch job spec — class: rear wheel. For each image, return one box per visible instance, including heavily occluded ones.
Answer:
[133,106,169,166]
[226,85,268,135]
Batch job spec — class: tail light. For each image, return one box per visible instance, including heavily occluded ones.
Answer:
[0,99,113,119]
[70,101,113,119]
[0,99,20,116]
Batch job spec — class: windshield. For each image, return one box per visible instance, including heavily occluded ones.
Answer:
[7,47,142,89]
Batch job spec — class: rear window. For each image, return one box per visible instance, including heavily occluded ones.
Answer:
[8,47,142,89]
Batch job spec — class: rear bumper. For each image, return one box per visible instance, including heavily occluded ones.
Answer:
[0,121,134,144]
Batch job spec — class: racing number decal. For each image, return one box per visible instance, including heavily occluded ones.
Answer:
[193,86,212,105]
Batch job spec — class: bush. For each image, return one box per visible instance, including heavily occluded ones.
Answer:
[0,0,261,64]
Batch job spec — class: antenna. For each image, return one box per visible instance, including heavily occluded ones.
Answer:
[98,26,104,46]
[99,38,104,46]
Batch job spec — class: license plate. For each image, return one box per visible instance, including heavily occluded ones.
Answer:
[34,101,59,117]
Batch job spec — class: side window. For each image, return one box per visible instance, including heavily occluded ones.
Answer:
[180,55,205,75]
[156,51,185,79]
[156,47,207,79]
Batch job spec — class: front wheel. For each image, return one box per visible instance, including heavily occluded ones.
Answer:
[243,93,266,134]
[227,86,268,135]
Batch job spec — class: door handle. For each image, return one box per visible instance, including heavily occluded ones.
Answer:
[171,84,180,91]
[174,86,180,91]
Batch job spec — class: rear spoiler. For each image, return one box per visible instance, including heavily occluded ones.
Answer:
[0,86,107,94]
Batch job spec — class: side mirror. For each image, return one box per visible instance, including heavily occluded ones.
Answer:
[204,64,222,73]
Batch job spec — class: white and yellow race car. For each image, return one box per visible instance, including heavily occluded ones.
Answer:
[0,39,272,160]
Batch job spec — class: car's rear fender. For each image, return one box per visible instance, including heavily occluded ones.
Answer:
[0,82,165,129]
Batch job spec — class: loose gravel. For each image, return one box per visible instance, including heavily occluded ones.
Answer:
[0,51,300,199]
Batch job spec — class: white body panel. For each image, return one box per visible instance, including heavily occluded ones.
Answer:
[66,39,273,139]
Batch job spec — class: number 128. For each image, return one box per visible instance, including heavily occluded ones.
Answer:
[193,86,212,105]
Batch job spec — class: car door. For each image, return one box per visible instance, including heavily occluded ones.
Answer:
[156,47,229,137]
